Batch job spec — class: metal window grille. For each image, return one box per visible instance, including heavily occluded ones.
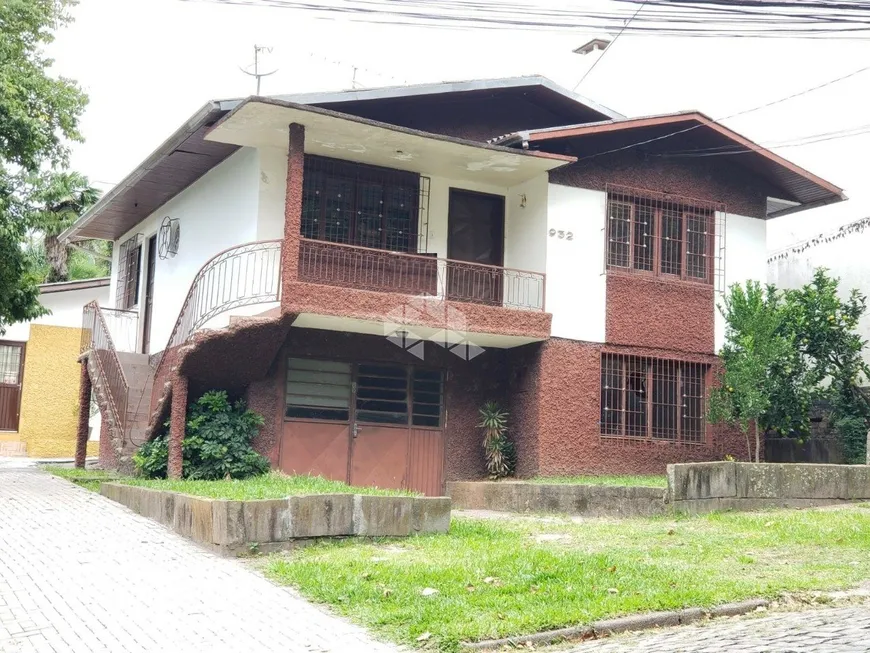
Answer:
[301,155,429,254]
[605,185,726,292]
[0,344,22,385]
[600,353,707,443]
[116,234,143,309]
[285,358,444,428]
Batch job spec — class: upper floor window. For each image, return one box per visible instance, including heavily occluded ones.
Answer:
[606,185,724,286]
[600,353,707,443]
[301,155,423,253]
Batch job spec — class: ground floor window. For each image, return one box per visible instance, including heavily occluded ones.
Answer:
[600,353,706,442]
[285,358,443,428]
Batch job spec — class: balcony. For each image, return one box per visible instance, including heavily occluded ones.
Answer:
[297,238,545,311]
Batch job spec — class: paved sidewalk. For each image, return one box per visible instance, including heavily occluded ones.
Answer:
[0,466,398,653]
[566,605,870,652]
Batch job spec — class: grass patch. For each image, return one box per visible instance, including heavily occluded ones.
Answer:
[42,465,119,481]
[527,474,668,488]
[42,466,121,493]
[264,508,870,651]
[121,471,417,500]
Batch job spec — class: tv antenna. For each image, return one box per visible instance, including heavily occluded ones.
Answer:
[240,45,278,95]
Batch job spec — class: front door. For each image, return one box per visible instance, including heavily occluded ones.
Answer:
[279,358,445,494]
[142,235,157,354]
[447,189,505,305]
[0,342,25,431]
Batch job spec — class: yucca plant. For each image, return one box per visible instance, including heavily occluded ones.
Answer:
[479,401,515,479]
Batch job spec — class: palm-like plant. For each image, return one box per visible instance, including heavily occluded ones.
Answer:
[28,172,100,282]
[479,401,515,479]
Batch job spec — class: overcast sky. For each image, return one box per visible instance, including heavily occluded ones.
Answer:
[48,0,870,251]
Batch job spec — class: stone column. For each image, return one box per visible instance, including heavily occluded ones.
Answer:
[74,362,92,469]
[281,122,305,307]
[167,375,189,479]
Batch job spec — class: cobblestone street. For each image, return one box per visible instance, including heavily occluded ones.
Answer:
[568,605,870,652]
[0,464,397,653]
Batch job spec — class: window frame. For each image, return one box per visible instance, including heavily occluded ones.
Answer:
[301,155,422,254]
[600,354,708,444]
[606,192,717,285]
[284,357,445,430]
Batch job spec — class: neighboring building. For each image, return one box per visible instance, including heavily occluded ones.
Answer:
[63,76,844,490]
[768,217,870,367]
[0,278,109,458]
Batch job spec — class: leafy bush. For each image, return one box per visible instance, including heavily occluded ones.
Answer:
[134,390,269,480]
[479,401,515,479]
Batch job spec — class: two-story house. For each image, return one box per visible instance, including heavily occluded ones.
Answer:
[64,76,845,493]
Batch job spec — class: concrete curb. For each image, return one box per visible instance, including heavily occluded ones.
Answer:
[459,600,769,650]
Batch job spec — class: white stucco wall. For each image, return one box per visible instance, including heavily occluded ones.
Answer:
[111,147,261,353]
[2,285,110,343]
[257,146,289,241]
[768,230,870,366]
[546,184,607,342]
[714,213,767,352]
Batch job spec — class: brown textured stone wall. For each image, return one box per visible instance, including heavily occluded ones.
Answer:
[549,149,776,219]
[605,274,715,354]
[98,414,117,470]
[284,281,551,341]
[505,338,748,477]
[244,327,506,481]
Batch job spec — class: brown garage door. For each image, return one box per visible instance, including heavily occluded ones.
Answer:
[279,358,445,495]
[0,342,25,432]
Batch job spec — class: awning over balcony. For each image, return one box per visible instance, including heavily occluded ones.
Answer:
[205,97,576,187]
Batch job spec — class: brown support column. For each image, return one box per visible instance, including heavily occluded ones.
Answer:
[167,375,189,479]
[74,362,92,469]
[281,122,305,308]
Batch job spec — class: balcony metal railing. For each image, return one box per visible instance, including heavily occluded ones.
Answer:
[81,302,131,435]
[298,238,546,311]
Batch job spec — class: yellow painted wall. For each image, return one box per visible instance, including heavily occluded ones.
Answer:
[17,325,99,458]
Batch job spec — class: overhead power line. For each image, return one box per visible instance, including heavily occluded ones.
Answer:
[182,0,870,38]
[572,1,648,91]
[572,62,870,162]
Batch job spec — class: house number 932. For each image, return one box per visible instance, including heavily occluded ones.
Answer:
[549,228,573,240]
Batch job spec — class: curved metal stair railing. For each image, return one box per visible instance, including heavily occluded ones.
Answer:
[133,239,284,429]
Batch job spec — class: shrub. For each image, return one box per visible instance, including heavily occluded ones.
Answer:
[479,401,515,479]
[134,390,269,480]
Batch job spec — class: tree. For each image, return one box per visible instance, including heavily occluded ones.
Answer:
[0,0,88,331]
[781,269,870,463]
[27,171,100,282]
[708,281,806,461]
[711,270,870,463]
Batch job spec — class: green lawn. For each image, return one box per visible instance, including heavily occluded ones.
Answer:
[121,472,418,500]
[528,474,668,488]
[264,507,870,651]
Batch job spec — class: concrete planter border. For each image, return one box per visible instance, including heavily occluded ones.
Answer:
[101,483,450,555]
[448,481,667,518]
[667,462,870,514]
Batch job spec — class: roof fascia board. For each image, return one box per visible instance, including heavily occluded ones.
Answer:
[209,96,578,166]
[60,101,223,242]
[527,112,845,201]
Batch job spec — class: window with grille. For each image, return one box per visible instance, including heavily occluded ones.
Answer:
[301,155,421,253]
[116,235,143,310]
[284,358,443,427]
[0,344,23,385]
[606,185,722,285]
[601,354,707,442]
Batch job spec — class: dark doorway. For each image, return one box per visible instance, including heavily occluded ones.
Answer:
[447,189,505,305]
[142,235,157,354]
